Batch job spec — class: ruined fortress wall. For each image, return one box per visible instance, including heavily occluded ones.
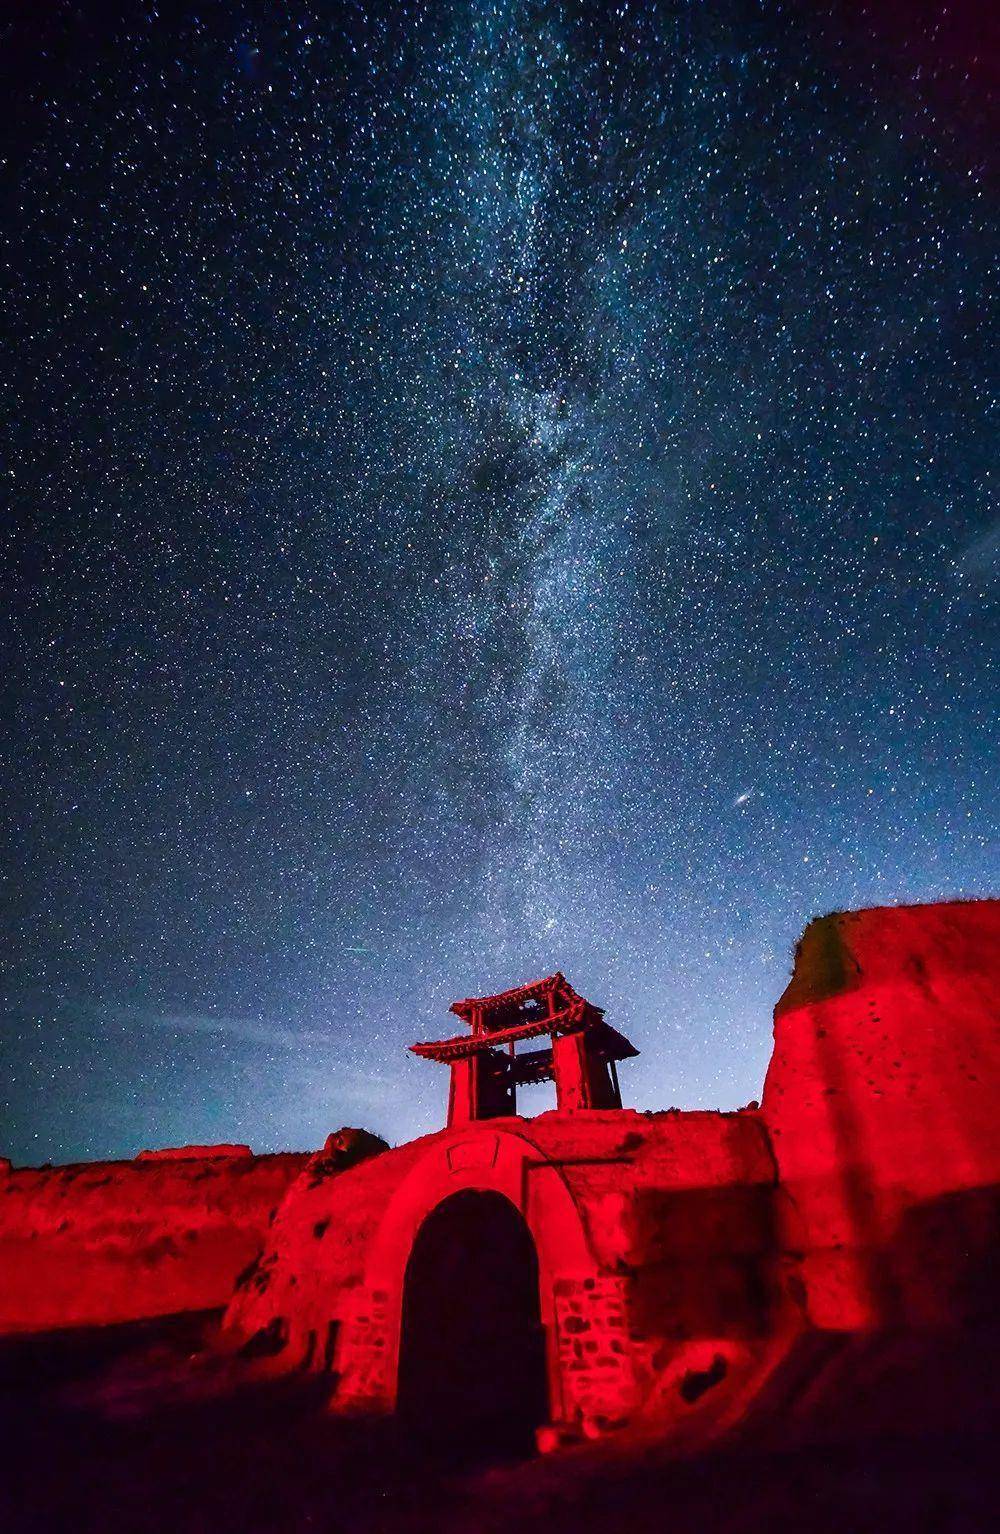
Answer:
[0,1150,309,1333]
[5,892,994,1408]
[761,900,1000,1329]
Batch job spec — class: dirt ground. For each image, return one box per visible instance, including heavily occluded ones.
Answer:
[1,1312,997,1534]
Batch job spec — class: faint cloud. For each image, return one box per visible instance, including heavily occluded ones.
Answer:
[146,1008,328,1050]
[17,988,387,1063]
[954,518,1000,586]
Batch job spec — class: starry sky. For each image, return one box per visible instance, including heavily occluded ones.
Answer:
[1,0,996,1164]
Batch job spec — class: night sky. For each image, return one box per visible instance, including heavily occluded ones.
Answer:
[1,1,996,1164]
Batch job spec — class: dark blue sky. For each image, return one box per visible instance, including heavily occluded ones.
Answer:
[1,1,996,1164]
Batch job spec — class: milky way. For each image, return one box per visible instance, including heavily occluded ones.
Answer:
[1,1,996,1161]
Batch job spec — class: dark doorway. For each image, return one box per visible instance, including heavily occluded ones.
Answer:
[396,1190,548,1459]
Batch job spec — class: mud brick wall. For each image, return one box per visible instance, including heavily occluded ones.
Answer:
[0,1149,308,1332]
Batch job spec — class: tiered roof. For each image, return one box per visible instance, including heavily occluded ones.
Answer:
[410,972,637,1064]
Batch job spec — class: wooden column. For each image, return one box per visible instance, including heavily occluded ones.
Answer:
[553,1032,590,1111]
[553,1033,621,1111]
[447,1051,515,1126]
[447,1058,478,1127]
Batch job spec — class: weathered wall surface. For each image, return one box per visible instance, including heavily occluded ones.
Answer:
[0,1148,309,1333]
[761,899,1000,1329]
[556,1110,777,1321]
[534,1110,782,1427]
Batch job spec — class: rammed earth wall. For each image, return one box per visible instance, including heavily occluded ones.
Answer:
[0,1150,308,1332]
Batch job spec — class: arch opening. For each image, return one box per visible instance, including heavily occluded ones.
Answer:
[396,1189,548,1458]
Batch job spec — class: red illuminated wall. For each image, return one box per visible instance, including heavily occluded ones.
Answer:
[0,1148,308,1333]
[761,900,1000,1328]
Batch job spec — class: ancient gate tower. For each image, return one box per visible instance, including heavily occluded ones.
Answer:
[218,900,1000,1452]
[409,972,639,1122]
[223,969,780,1445]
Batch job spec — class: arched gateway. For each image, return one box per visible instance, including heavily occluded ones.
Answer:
[397,1190,547,1453]
[335,1121,613,1428]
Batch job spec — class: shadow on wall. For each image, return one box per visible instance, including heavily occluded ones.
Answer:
[624,1179,1000,1344]
[889,1182,999,1327]
[769,1176,1000,1332]
[626,1184,779,1344]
